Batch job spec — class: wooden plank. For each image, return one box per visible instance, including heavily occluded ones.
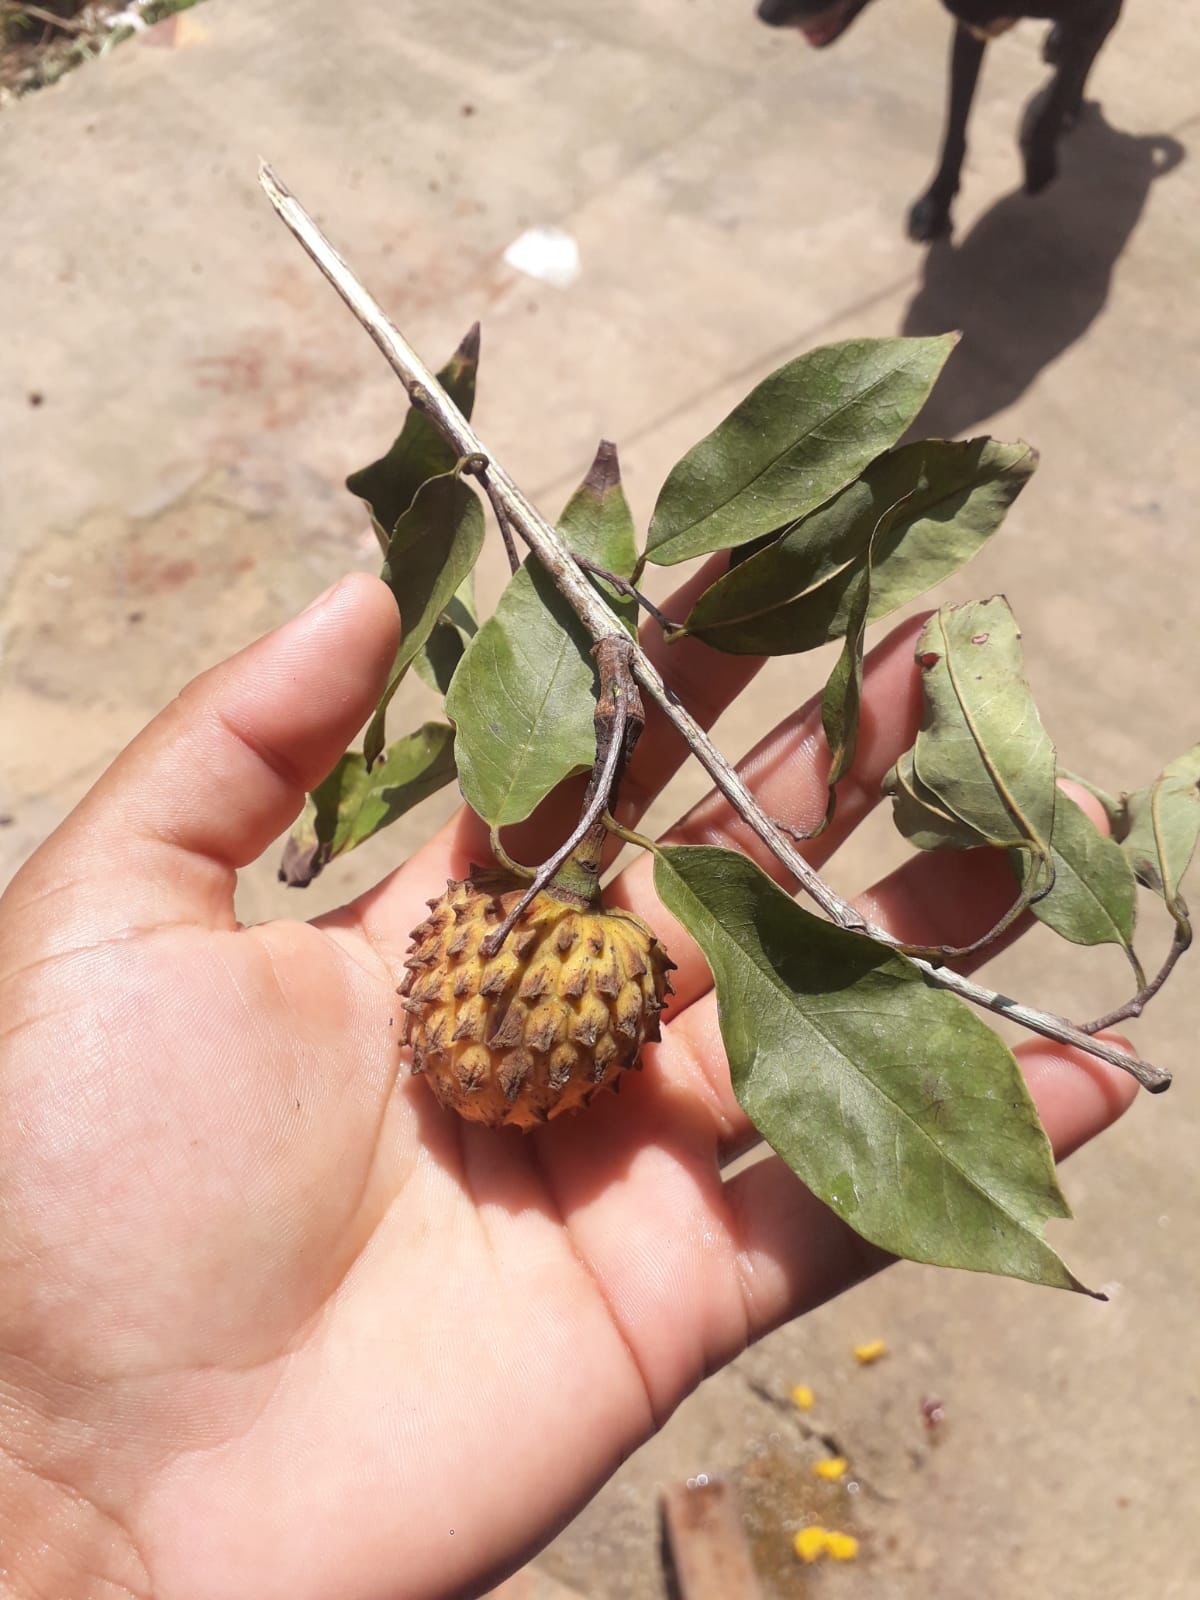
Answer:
[484,1568,588,1600]
[661,1478,762,1600]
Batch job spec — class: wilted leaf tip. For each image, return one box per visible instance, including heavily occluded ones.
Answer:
[582,439,621,498]
[278,834,323,888]
[454,321,482,365]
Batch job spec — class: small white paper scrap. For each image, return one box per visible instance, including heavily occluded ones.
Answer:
[502,225,581,289]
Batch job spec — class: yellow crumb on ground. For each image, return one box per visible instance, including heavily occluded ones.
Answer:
[825,1531,860,1561]
[790,1384,815,1410]
[812,1456,848,1480]
[793,1526,860,1564]
[853,1338,887,1365]
[793,1527,828,1564]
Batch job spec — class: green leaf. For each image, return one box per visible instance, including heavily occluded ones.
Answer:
[346,324,480,548]
[906,599,1056,876]
[445,564,591,829]
[446,442,638,828]
[413,576,478,697]
[681,437,1036,654]
[883,750,988,851]
[727,528,785,570]
[279,723,457,887]
[1121,743,1200,927]
[365,473,485,766]
[655,845,1091,1294]
[343,323,481,699]
[1059,769,1129,841]
[553,440,639,634]
[1013,793,1138,950]
[646,335,957,566]
[820,561,869,795]
[820,493,914,813]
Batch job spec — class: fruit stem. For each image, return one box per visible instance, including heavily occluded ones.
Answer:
[551,637,645,901]
[481,638,643,950]
[544,829,607,910]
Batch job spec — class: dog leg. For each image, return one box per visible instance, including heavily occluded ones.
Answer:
[1023,0,1123,194]
[908,21,986,243]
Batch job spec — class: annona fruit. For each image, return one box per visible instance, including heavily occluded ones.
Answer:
[398,869,674,1130]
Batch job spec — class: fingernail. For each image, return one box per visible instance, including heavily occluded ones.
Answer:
[301,575,348,616]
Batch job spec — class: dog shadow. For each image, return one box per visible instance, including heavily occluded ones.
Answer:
[901,108,1185,440]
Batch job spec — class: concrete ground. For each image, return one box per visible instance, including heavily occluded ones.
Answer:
[2,1,1198,1595]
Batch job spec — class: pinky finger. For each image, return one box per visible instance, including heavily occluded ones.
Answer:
[726,1034,1140,1344]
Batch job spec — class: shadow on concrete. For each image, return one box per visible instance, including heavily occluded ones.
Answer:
[902,108,1185,440]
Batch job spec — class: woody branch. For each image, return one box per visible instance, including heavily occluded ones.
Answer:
[258,162,1171,1095]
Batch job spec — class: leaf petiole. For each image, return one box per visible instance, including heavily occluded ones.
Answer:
[1080,920,1192,1036]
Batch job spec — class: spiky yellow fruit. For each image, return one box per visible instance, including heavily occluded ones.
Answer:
[398,869,674,1130]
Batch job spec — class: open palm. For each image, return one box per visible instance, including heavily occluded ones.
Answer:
[0,573,1133,1600]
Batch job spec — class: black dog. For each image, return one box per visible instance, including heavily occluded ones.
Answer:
[757,0,1125,240]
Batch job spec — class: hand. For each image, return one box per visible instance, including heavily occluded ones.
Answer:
[0,573,1134,1600]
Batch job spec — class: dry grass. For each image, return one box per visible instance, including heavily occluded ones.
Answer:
[0,0,205,100]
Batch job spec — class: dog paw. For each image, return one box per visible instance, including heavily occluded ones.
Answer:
[907,192,953,243]
[1042,22,1064,65]
[1023,142,1058,195]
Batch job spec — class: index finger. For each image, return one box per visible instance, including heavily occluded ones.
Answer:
[341,555,767,951]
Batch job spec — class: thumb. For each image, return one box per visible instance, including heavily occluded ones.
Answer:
[5,574,400,935]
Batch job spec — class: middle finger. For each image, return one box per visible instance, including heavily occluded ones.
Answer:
[607,611,927,1011]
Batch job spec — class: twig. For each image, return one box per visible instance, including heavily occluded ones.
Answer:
[480,740,620,951]
[1080,924,1191,1035]
[3,2,87,32]
[1123,943,1149,995]
[774,811,829,846]
[480,639,641,956]
[473,468,521,576]
[574,555,675,632]
[494,500,521,575]
[258,162,1172,1096]
[904,902,1032,963]
[899,864,1053,963]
